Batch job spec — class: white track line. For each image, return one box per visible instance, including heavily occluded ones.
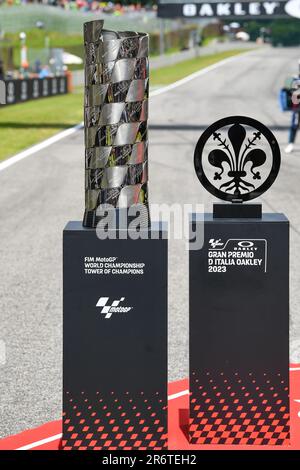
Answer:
[0,50,255,174]
[168,389,189,401]
[17,433,63,450]
[0,122,83,173]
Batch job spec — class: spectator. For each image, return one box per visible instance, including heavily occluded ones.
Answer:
[39,65,50,79]
[285,111,300,154]
[34,59,42,75]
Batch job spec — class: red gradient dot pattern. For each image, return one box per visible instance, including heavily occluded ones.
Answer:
[190,370,290,446]
[63,390,167,450]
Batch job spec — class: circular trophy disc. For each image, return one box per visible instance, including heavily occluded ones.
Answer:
[194,116,281,202]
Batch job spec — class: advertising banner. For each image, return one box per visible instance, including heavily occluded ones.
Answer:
[3,76,68,106]
[157,0,300,19]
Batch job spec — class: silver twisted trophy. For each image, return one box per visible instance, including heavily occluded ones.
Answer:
[83,20,149,228]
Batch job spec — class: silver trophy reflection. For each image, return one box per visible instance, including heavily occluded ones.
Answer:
[83,20,149,228]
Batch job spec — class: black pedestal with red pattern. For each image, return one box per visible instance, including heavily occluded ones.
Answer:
[63,221,167,450]
[189,212,290,446]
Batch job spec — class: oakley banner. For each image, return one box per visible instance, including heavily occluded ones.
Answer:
[1,76,68,106]
[157,0,300,19]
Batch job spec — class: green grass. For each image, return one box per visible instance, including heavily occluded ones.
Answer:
[201,36,226,47]
[6,30,83,49]
[4,30,84,70]
[150,49,248,86]
[0,87,83,161]
[4,30,195,69]
[0,48,249,162]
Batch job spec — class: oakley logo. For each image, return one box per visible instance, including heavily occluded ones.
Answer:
[96,297,133,319]
[237,241,254,248]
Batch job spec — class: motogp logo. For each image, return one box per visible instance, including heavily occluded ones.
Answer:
[209,238,224,249]
[96,297,133,319]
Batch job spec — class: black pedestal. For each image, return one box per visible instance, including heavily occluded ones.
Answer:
[63,222,168,450]
[213,203,262,219]
[189,213,290,446]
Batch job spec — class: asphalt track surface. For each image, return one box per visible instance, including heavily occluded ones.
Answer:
[1,47,300,437]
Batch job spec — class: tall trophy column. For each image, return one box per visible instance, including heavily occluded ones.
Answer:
[62,20,167,451]
[189,116,290,447]
[83,26,149,227]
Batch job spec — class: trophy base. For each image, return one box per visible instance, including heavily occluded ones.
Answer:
[63,221,167,450]
[213,203,262,219]
[189,212,290,446]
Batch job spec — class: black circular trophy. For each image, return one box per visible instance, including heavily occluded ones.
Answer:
[194,116,281,216]
[189,116,290,447]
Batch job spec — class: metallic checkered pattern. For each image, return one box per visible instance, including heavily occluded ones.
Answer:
[84,20,104,43]
[85,59,149,86]
[85,184,148,210]
[190,370,290,445]
[86,142,147,168]
[83,21,149,227]
[84,80,149,106]
[85,162,148,190]
[62,391,167,450]
[85,101,148,127]
[84,32,148,65]
[85,121,147,148]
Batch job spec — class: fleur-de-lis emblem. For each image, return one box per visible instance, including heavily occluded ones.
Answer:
[194,116,281,203]
[208,123,266,196]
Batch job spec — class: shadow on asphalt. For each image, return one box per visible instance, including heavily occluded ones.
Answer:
[149,124,290,131]
[0,123,291,131]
